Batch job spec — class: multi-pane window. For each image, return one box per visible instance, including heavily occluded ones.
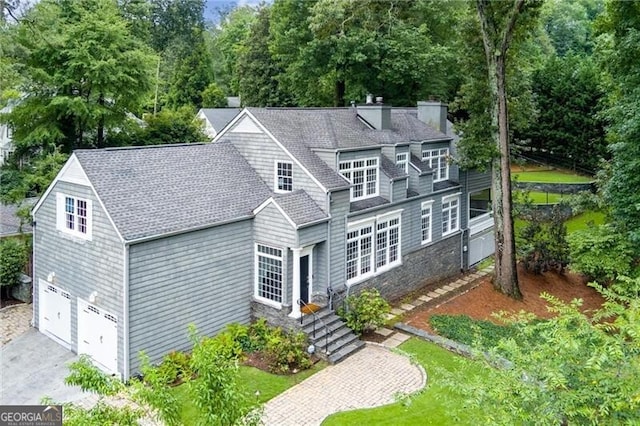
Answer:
[346,225,373,281]
[339,158,378,201]
[59,194,90,238]
[421,201,433,243]
[396,153,408,174]
[347,212,401,283]
[275,161,293,192]
[422,148,449,182]
[376,217,400,269]
[256,244,283,304]
[442,195,460,236]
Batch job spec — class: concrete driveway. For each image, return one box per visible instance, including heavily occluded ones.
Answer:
[1,328,87,405]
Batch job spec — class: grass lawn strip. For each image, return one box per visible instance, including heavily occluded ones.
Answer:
[512,170,592,183]
[322,338,489,426]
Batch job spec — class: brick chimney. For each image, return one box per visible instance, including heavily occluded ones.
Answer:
[417,101,448,134]
[357,95,391,130]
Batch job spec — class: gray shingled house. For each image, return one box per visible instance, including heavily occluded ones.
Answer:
[32,101,494,379]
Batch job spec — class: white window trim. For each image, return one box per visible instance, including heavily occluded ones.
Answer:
[274,160,293,193]
[56,192,92,240]
[442,194,461,237]
[421,200,434,244]
[339,157,379,201]
[254,243,284,308]
[422,148,449,183]
[396,152,408,173]
[346,210,403,285]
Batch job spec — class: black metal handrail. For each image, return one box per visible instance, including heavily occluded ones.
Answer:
[327,286,339,312]
[297,299,332,355]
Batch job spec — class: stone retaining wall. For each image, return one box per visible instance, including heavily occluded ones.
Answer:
[513,181,595,194]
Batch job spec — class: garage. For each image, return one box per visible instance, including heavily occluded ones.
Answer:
[77,298,118,374]
[38,280,71,345]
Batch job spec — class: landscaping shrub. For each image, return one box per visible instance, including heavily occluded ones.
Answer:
[517,204,570,274]
[338,288,390,335]
[156,351,192,386]
[247,318,271,352]
[429,315,526,349]
[567,224,634,283]
[264,328,312,374]
[0,238,28,289]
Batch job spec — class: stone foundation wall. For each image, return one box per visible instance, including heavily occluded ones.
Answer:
[250,301,300,331]
[346,233,463,302]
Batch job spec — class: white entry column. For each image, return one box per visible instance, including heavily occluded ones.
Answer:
[289,247,302,318]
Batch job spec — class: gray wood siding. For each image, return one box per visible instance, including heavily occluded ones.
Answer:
[328,189,351,290]
[33,181,125,373]
[313,150,337,170]
[127,220,253,373]
[298,222,328,247]
[225,131,327,211]
[392,180,407,202]
[254,203,296,247]
[380,169,391,200]
[312,241,327,297]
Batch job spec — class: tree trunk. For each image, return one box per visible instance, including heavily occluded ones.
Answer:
[97,94,105,148]
[334,80,345,107]
[493,54,521,299]
[477,0,525,299]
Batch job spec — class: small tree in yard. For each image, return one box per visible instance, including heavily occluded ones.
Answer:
[339,288,390,336]
[448,276,640,424]
[517,202,570,274]
[0,238,28,301]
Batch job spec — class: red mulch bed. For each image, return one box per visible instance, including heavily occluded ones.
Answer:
[406,265,605,333]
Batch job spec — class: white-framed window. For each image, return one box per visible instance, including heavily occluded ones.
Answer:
[275,161,293,192]
[56,192,92,240]
[422,148,449,182]
[255,244,283,306]
[346,224,373,282]
[339,158,378,201]
[376,216,400,270]
[442,194,460,236]
[396,152,408,174]
[346,211,402,284]
[421,200,434,244]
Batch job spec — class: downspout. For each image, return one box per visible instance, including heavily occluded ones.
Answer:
[461,170,469,272]
[123,244,130,381]
[31,220,36,327]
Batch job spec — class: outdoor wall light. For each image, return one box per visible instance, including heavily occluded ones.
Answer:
[47,272,56,283]
[89,291,98,303]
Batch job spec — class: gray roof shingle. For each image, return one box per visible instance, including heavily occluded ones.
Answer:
[380,155,406,181]
[246,107,448,191]
[273,190,328,227]
[75,142,271,241]
[410,154,433,175]
[199,108,241,133]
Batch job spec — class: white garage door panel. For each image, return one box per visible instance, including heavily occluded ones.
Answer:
[38,279,71,344]
[78,298,118,374]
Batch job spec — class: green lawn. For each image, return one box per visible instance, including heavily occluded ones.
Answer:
[322,338,489,425]
[173,362,326,423]
[527,191,565,204]
[512,170,592,183]
[565,210,606,233]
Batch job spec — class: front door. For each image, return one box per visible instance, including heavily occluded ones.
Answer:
[300,255,310,304]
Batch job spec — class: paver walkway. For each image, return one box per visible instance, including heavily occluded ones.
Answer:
[1,303,32,346]
[262,344,425,426]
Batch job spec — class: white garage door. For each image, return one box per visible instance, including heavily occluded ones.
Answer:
[77,298,118,374]
[38,279,71,345]
[469,229,495,266]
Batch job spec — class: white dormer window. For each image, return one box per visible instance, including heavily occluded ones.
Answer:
[422,148,449,182]
[339,158,378,201]
[275,161,293,192]
[396,153,408,174]
[56,192,92,240]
